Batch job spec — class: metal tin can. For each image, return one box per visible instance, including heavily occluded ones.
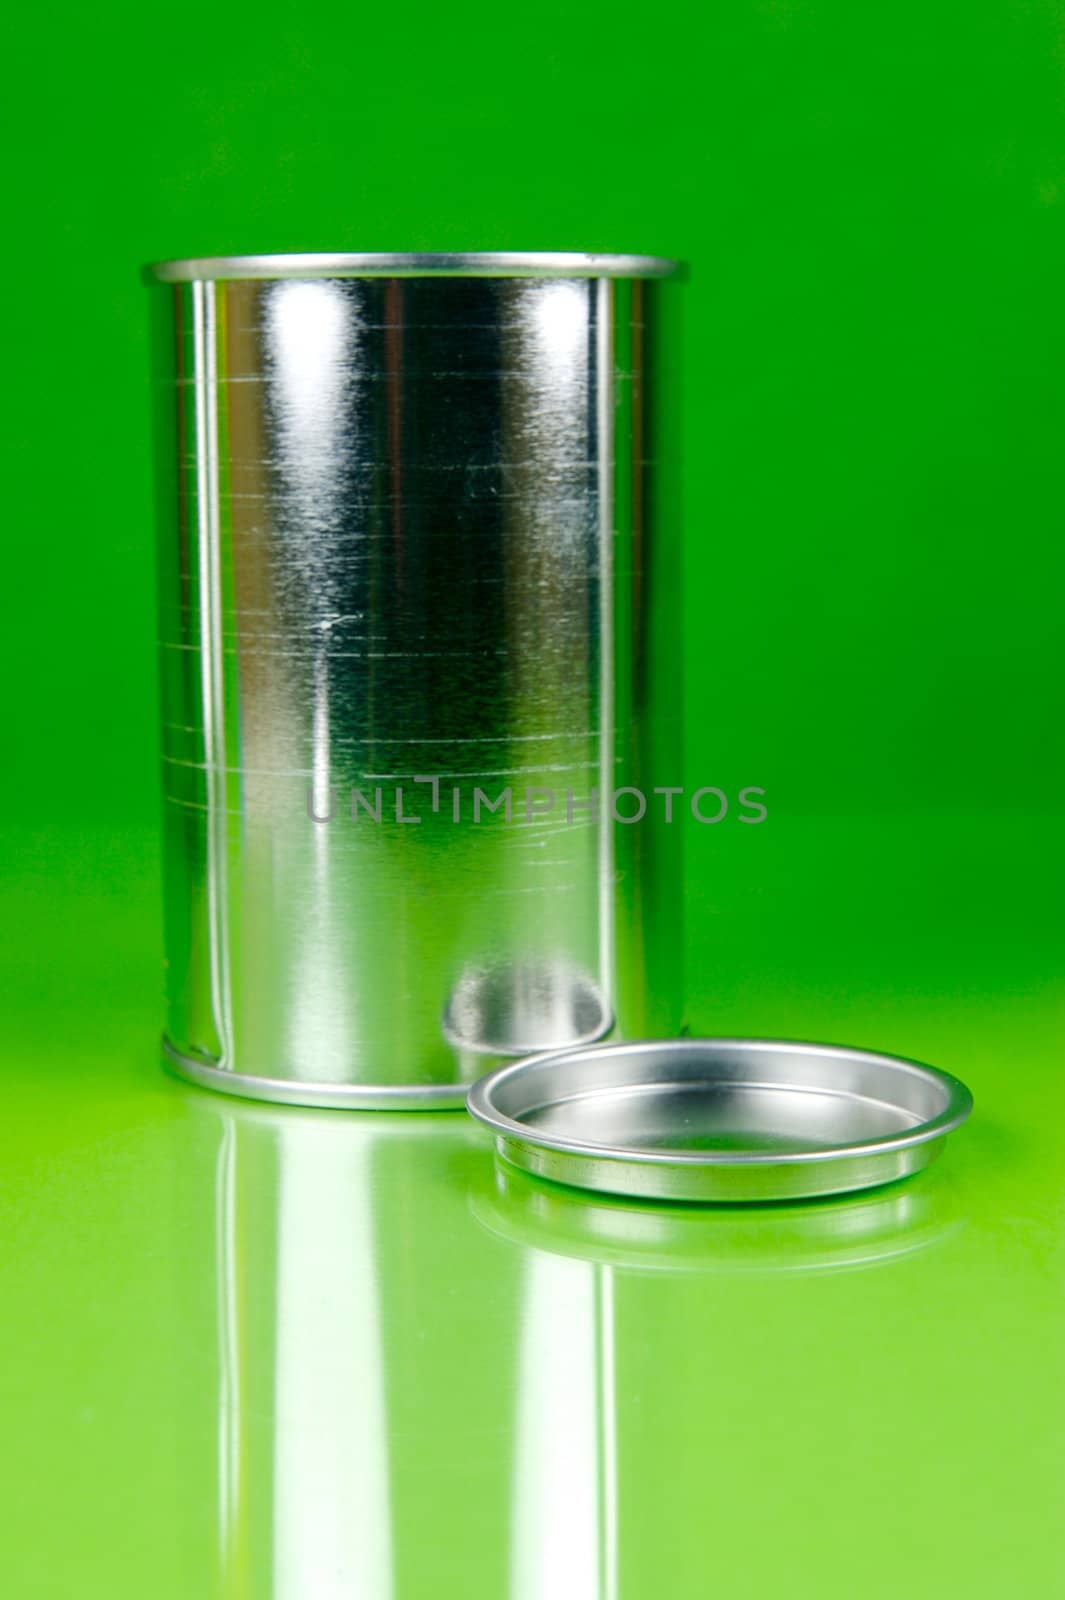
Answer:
[147,252,681,1107]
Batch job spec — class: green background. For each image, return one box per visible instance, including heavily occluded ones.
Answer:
[2,2,1063,1595]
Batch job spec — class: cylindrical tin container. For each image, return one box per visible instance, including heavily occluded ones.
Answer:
[147,252,682,1107]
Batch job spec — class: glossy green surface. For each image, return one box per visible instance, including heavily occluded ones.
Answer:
[2,819,1063,1595]
[4,0,1064,1592]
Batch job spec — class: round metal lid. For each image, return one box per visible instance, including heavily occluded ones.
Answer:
[466,1037,973,1203]
[148,251,678,283]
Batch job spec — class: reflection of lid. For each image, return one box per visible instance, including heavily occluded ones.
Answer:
[473,1160,963,1278]
[467,1037,974,1203]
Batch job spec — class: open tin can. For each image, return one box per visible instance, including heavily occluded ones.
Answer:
[147,252,682,1107]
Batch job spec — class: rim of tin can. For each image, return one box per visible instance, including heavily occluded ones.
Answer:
[147,250,679,283]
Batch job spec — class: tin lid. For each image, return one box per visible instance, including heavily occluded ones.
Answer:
[466,1037,973,1203]
[148,251,679,283]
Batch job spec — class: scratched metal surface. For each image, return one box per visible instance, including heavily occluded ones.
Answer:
[152,270,682,1104]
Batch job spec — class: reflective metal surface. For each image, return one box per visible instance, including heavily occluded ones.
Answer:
[149,262,682,1104]
[467,1037,974,1201]
[150,251,678,282]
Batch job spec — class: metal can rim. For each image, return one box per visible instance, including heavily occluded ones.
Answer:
[146,250,680,283]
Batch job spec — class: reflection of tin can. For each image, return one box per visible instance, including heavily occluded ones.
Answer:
[174,1089,516,1593]
[147,252,681,1107]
